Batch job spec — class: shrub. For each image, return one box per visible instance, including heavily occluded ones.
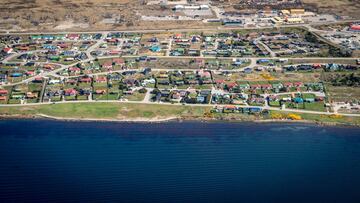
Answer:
[287,113,302,120]
[139,88,147,94]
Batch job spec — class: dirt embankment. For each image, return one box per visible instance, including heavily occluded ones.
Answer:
[0,0,211,32]
[302,0,360,18]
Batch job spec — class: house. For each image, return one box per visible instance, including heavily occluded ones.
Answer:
[48,79,61,85]
[11,94,24,99]
[173,33,182,39]
[11,73,23,77]
[48,55,60,61]
[25,71,36,76]
[281,97,292,102]
[283,82,293,88]
[33,77,43,83]
[197,95,206,103]
[150,46,161,52]
[232,58,245,66]
[102,61,113,70]
[95,89,107,94]
[142,68,152,75]
[109,50,120,55]
[26,92,38,99]
[64,79,76,86]
[58,43,70,49]
[272,83,283,91]
[195,58,205,66]
[261,84,272,90]
[67,34,80,40]
[197,70,211,78]
[2,47,13,54]
[215,79,225,84]
[95,76,107,83]
[0,89,8,95]
[312,64,322,69]
[108,73,122,81]
[132,76,146,85]
[79,89,91,96]
[294,82,304,87]
[304,98,315,103]
[69,67,81,74]
[238,84,250,90]
[158,90,169,98]
[64,58,75,61]
[79,77,92,83]
[316,96,325,102]
[63,51,76,57]
[171,91,181,100]
[148,37,158,43]
[250,84,261,90]
[43,45,57,50]
[293,97,304,103]
[43,64,55,70]
[113,58,125,66]
[249,107,262,113]
[64,89,77,96]
[268,95,279,101]
[223,105,237,113]
[0,74,8,84]
[123,78,138,87]
[257,59,270,64]
[249,97,265,104]
[244,68,252,74]
[226,82,238,91]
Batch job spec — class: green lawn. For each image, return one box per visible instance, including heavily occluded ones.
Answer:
[93,94,108,100]
[302,93,316,99]
[0,102,359,125]
[64,96,76,101]
[0,103,210,120]
[77,95,89,100]
[303,102,326,112]
[285,101,326,112]
[107,93,119,100]
[123,92,146,101]
[26,99,39,103]
[28,83,43,92]
[269,101,281,107]
[8,99,21,104]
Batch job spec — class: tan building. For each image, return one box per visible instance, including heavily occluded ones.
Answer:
[286,17,304,24]
[290,8,305,15]
[281,10,291,16]
[271,17,284,25]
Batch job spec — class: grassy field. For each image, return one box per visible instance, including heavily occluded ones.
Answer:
[0,103,210,120]
[302,0,360,18]
[326,85,360,102]
[0,102,359,125]
[270,110,360,126]
[0,0,211,31]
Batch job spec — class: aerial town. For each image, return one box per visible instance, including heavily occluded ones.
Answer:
[3,2,360,203]
[0,0,360,124]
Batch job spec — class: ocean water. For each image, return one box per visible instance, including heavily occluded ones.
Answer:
[0,120,360,203]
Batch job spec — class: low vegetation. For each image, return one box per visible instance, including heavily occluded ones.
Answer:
[0,103,360,126]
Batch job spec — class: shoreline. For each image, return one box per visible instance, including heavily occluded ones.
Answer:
[1,113,359,128]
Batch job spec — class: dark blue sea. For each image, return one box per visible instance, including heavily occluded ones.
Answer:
[0,120,360,203]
